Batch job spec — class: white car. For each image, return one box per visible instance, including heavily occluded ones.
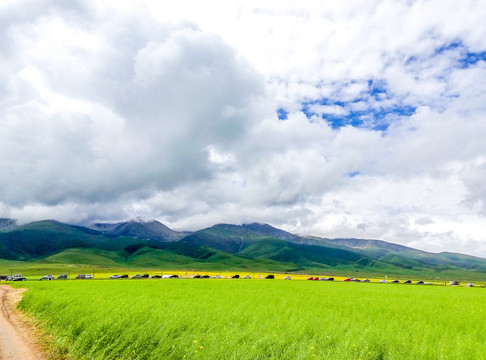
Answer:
[284,276,291,280]
[85,274,94,279]
[243,275,252,279]
[379,279,387,283]
[467,283,474,287]
[109,275,120,279]
[212,275,225,279]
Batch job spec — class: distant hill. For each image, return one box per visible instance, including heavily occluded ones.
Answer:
[1,218,486,279]
[327,238,486,272]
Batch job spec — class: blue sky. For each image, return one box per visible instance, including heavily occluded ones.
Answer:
[1,0,486,256]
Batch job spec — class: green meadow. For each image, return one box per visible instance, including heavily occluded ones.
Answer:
[12,279,486,359]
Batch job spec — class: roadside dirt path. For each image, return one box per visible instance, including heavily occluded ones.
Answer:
[0,285,45,360]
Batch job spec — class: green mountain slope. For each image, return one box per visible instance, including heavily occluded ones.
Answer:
[0,220,157,260]
[40,248,128,266]
[327,238,486,271]
[38,246,299,272]
[239,238,393,270]
[1,219,486,279]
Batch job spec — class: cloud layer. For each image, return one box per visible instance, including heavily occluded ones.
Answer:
[1,1,486,256]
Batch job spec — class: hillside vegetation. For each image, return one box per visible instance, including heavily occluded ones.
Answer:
[1,219,486,279]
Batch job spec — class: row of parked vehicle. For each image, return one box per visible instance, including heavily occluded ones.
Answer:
[190,274,277,279]
[109,274,180,279]
[39,274,68,280]
[1,274,481,286]
[307,277,429,284]
[449,280,475,287]
[307,278,478,286]
[109,274,278,279]
[380,279,423,284]
[109,274,283,279]
[307,277,336,281]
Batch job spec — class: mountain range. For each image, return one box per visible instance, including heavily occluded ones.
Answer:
[1,218,485,279]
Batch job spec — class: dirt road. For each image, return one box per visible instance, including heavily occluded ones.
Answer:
[0,285,45,360]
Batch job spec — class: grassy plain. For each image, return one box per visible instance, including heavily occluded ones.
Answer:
[11,279,486,359]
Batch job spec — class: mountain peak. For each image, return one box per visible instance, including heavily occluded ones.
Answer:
[241,222,301,241]
[89,219,185,242]
[208,222,301,242]
[0,218,17,231]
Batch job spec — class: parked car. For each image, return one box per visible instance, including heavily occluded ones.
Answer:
[391,280,400,284]
[449,281,460,286]
[352,278,361,282]
[75,274,86,280]
[325,277,334,281]
[109,275,120,279]
[379,279,387,283]
[230,275,240,279]
[192,275,202,279]
[212,275,224,279]
[404,280,412,284]
[141,274,149,278]
[85,275,93,279]
[40,275,54,281]
[57,274,68,280]
[131,274,142,279]
[162,274,179,279]
[120,274,129,279]
[150,275,162,279]
[307,277,316,280]
[416,280,425,284]
[467,283,474,287]
[284,276,291,280]
[265,275,275,279]
[9,274,24,281]
[362,279,371,283]
[243,275,252,279]
[344,278,352,282]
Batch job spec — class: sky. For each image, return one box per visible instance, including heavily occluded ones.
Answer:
[1,1,486,256]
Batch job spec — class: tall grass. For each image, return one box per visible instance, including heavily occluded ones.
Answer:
[14,280,486,359]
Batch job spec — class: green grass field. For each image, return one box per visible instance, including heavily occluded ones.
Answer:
[11,279,486,359]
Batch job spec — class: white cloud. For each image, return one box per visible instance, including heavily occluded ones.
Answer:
[1,1,486,257]
[0,3,264,206]
[307,104,349,117]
